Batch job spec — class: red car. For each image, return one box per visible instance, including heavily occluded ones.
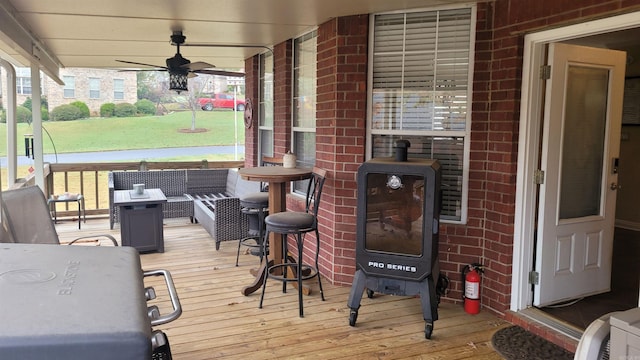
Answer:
[198,93,246,111]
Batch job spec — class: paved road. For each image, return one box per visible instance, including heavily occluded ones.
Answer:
[3,145,245,166]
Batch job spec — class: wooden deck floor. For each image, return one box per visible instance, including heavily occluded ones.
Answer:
[56,217,509,360]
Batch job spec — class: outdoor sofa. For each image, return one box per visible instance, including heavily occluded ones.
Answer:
[108,168,260,249]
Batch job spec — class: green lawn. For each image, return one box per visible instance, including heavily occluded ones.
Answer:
[0,110,246,156]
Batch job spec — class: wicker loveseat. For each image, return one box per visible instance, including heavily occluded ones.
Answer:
[108,168,260,249]
[187,168,261,249]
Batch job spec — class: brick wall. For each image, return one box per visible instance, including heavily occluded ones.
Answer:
[442,0,640,314]
[273,41,293,156]
[244,56,259,167]
[243,1,640,317]
[314,15,369,284]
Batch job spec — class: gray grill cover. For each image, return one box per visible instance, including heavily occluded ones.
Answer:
[0,243,151,360]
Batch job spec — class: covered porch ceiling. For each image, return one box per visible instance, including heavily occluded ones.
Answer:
[0,0,475,80]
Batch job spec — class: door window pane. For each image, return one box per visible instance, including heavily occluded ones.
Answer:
[559,66,608,219]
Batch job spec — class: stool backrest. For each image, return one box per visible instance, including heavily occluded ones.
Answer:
[261,156,283,167]
[305,167,327,219]
[260,156,284,192]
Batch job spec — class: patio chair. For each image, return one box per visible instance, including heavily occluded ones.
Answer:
[0,186,118,246]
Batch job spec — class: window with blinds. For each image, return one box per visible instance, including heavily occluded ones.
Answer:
[292,30,317,194]
[369,7,474,222]
[89,77,100,99]
[113,79,124,100]
[63,75,75,98]
[259,52,274,158]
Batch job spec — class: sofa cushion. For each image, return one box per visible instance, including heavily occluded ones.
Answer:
[226,168,260,198]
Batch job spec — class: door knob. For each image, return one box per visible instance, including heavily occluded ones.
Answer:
[610,183,621,190]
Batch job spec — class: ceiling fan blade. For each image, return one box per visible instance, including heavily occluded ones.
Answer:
[183,61,215,71]
[118,68,166,72]
[187,72,198,78]
[116,59,167,70]
[195,69,245,77]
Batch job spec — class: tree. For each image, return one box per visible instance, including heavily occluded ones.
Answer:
[137,72,172,104]
[184,75,212,131]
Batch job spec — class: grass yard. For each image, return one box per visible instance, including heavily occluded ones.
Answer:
[0,110,245,155]
[0,110,245,192]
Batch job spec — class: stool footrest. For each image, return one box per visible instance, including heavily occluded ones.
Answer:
[267,263,319,282]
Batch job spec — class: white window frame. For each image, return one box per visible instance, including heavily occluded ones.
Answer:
[259,51,274,160]
[113,78,125,100]
[291,29,318,194]
[89,77,100,99]
[63,75,75,98]
[16,76,31,95]
[366,5,476,224]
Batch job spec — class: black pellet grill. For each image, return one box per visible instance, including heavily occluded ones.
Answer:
[0,243,181,360]
[347,146,441,339]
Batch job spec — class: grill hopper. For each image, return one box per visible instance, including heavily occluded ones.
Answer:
[347,155,442,339]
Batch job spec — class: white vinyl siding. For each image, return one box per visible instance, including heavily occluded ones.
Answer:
[368,7,475,223]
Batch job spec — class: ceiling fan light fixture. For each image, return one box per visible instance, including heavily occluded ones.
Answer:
[169,71,188,93]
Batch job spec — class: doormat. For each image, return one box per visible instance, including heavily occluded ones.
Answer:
[491,326,574,360]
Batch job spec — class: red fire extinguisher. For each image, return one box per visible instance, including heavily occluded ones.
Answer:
[462,263,484,315]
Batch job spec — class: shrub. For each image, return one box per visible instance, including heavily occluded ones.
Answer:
[100,103,116,117]
[22,97,32,111]
[22,97,48,113]
[114,103,137,117]
[135,99,156,115]
[51,104,83,121]
[41,106,49,121]
[0,106,43,123]
[16,106,32,123]
[70,101,90,118]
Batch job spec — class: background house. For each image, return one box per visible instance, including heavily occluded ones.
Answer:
[1,67,136,116]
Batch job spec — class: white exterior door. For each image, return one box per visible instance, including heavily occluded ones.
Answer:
[534,43,626,307]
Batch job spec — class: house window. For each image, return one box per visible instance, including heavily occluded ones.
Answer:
[16,68,32,95]
[89,77,100,99]
[16,77,32,95]
[63,76,75,98]
[368,7,475,222]
[15,67,43,96]
[292,30,317,194]
[113,79,124,100]
[259,52,274,159]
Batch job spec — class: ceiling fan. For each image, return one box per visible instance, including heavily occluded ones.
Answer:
[116,31,245,92]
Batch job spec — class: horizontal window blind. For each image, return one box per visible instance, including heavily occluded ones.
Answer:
[370,7,473,222]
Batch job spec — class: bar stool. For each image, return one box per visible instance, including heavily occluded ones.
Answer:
[235,156,282,266]
[236,193,268,266]
[259,167,327,317]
